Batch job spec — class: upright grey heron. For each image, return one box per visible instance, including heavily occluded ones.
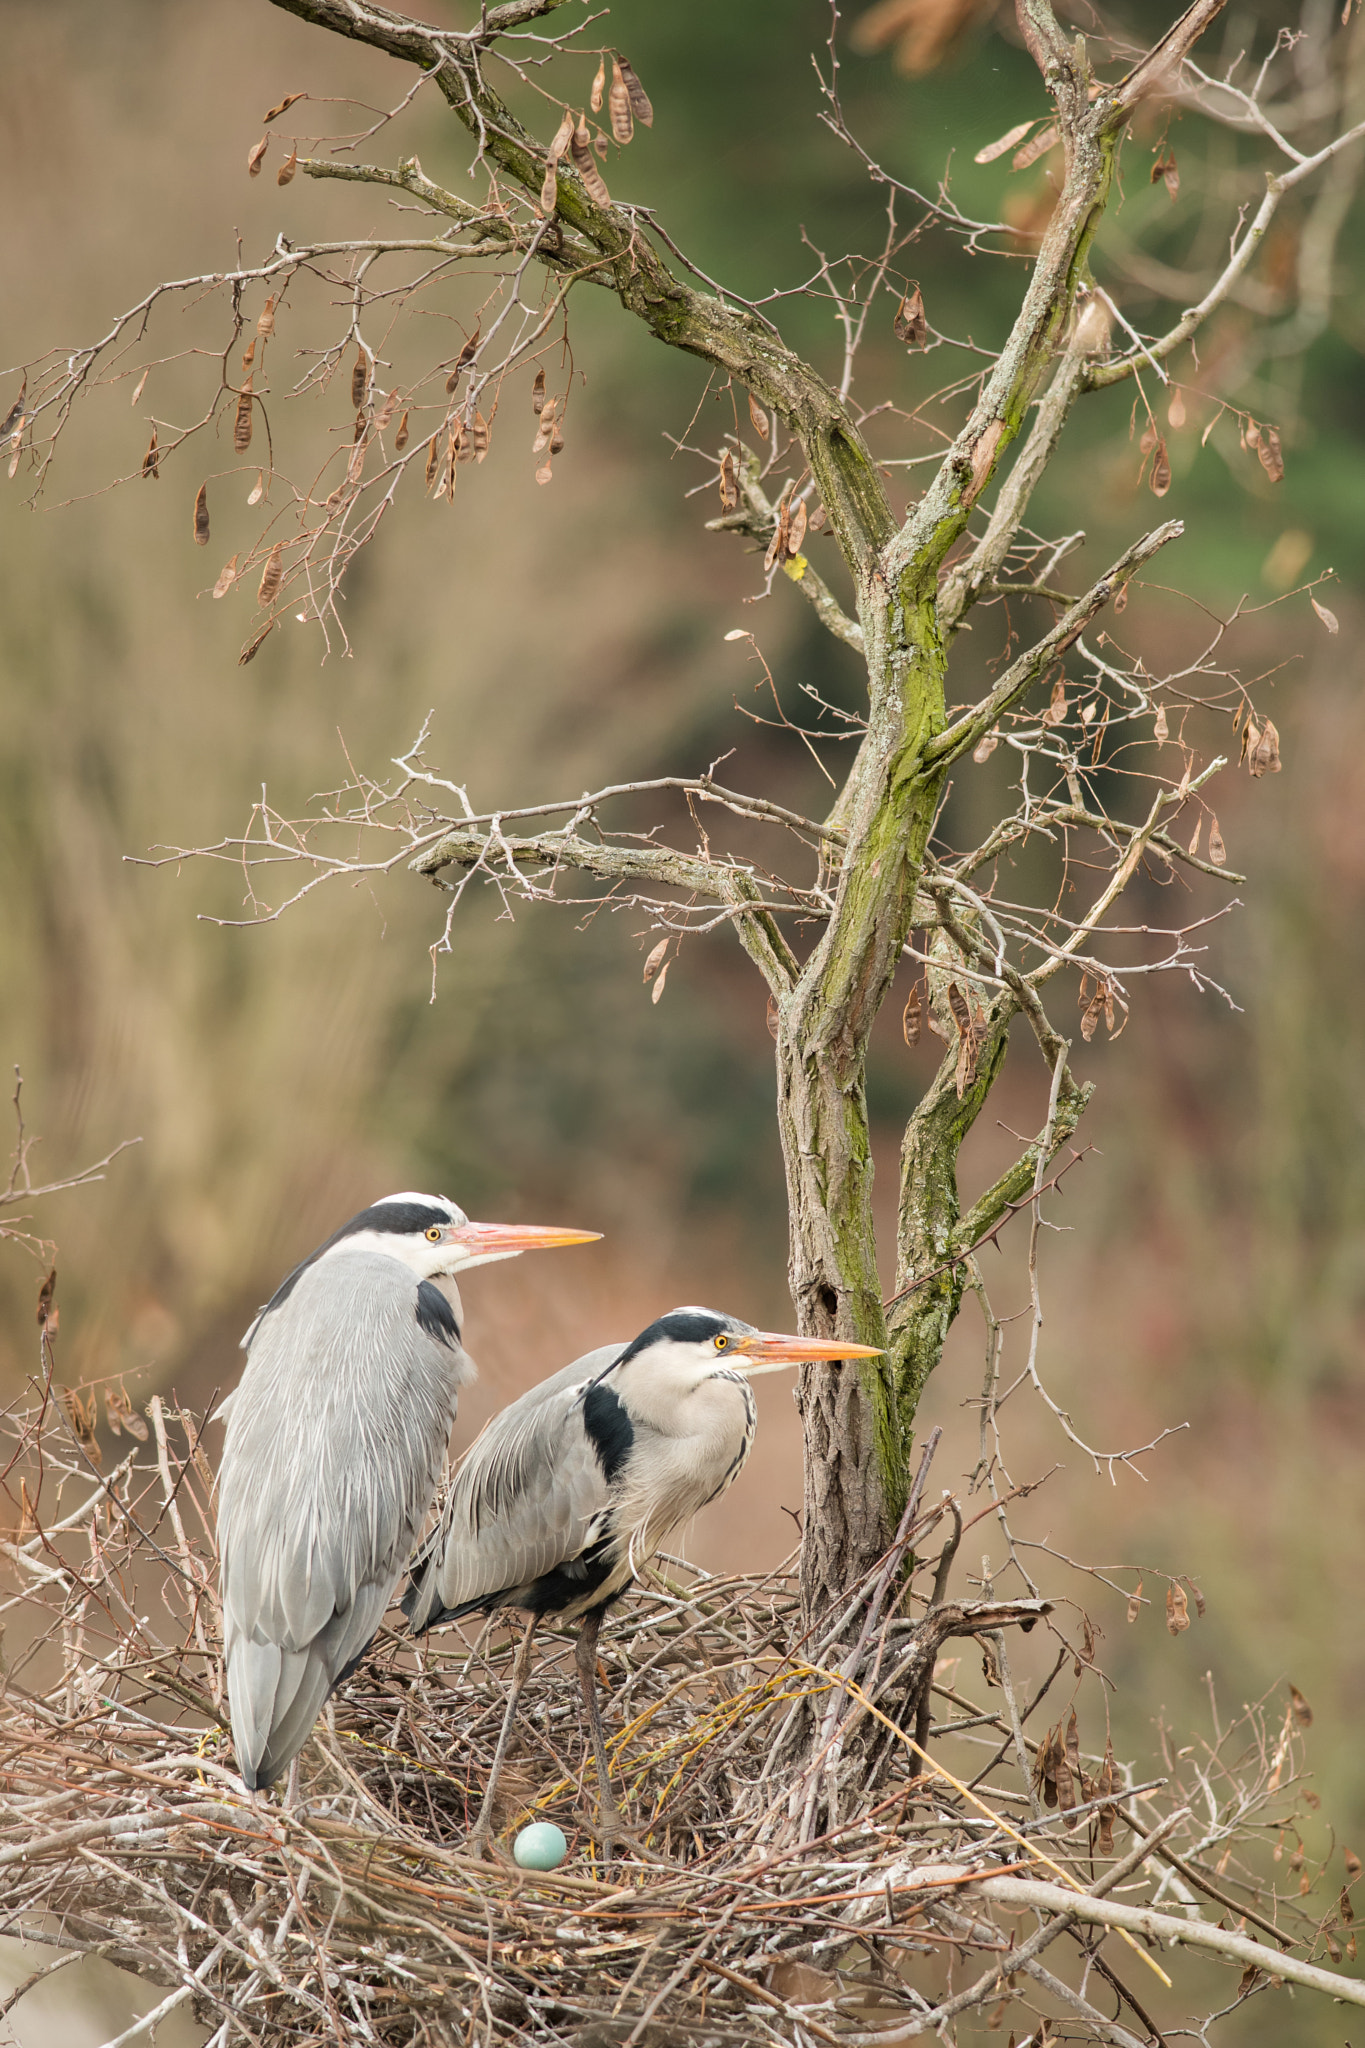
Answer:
[216,1191,600,1792]
[403,1306,881,1852]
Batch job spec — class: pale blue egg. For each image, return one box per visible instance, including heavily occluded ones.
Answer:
[513,1821,568,1870]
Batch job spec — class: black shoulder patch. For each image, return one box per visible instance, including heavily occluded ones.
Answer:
[415,1279,461,1348]
[582,1381,634,1483]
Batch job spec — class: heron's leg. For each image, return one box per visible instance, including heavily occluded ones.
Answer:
[575,1603,629,1853]
[467,1613,537,1858]
[283,1757,301,1812]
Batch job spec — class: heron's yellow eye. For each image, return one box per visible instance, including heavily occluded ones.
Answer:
[425,1226,443,1243]
[714,1333,729,1350]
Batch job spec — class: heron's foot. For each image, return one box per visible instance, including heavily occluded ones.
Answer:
[590,1801,670,1867]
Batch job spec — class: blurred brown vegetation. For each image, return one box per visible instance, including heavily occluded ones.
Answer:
[1,2,1362,2038]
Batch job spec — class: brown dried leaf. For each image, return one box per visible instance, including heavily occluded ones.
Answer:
[247,135,269,177]
[1063,1710,1082,1809]
[1152,149,1179,199]
[764,500,792,575]
[1127,1578,1143,1624]
[973,728,999,763]
[902,981,922,1047]
[351,348,369,411]
[1114,582,1128,615]
[395,409,410,451]
[1150,438,1172,496]
[60,1385,100,1463]
[1346,1850,1362,1880]
[718,447,739,513]
[974,117,1038,164]
[130,367,149,408]
[1153,702,1168,743]
[609,59,634,144]
[590,56,606,114]
[1208,815,1226,865]
[247,470,265,506]
[893,285,928,347]
[1311,596,1339,634]
[375,388,398,433]
[277,147,298,187]
[1257,426,1284,482]
[1041,676,1067,727]
[1237,1964,1261,1999]
[615,54,653,126]
[642,937,669,984]
[36,1268,56,1327]
[570,118,611,205]
[535,458,554,485]
[258,296,277,339]
[263,92,305,123]
[650,960,669,1005]
[104,1383,149,1441]
[1166,1582,1190,1634]
[1289,1683,1313,1727]
[424,434,440,487]
[1339,1887,1356,1925]
[788,498,808,555]
[213,553,240,600]
[1249,717,1281,777]
[1012,122,1059,169]
[257,542,284,607]
[748,393,769,441]
[141,427,160,481]
[1080,989,1104,1042]
[192,482,209,545]
[1188,816,1202,858]
[238,621,274,665]
[234,379,254,454]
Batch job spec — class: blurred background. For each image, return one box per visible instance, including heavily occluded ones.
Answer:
[1,0,1362,2038]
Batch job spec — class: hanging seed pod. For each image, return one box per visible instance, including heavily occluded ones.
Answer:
[234,380,254,453]
[257,543,284,606]
[395,409,410,451]
[608,59,634,144]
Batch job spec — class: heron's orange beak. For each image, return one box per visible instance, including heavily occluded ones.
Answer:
[448,1221,602,1260]
[734,1330,883,1376]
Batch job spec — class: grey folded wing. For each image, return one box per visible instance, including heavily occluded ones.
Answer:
[218,1254,468,1788]
[404,1341,626,1630]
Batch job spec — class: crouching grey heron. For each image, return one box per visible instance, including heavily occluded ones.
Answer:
[402,1306,881,1853]
[216,1192,600,1793]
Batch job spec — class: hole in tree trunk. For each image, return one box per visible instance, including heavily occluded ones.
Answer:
[819,1285,838,1322]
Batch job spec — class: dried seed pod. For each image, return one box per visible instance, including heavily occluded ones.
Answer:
[893,285,927,347]
[375,389,398,432]
[1150,437,1171,496]
[424,434,440,487]
[213,554,240,599]
[277,147,298,186]
[541,108,575,215]
[532,368,547,415]
[234,380,254,453]
[614,54,652,125]
[247,470,265,506]
[263,92,305,123]
[192,482,209,544]
[350,348,370,410]
[130,367,149,407]
[1312,596,1339,634]
[247,135,269,176]
[569,118,611,204]
[238,620,274,665]
[472,412,490,463]
[257,543,284,606]
[394,409,410,450]
[590,56,605,114]
[257,296,277,339]
[608,59,634,144]
[748,393,769,440]
[1257,425,1284,482]
[718,447,739,512]
[787,498,807,555]
[141,428,160,481]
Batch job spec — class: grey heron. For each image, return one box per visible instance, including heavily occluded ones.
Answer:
[216,1191,600,1793]
[402,1306,881,1852]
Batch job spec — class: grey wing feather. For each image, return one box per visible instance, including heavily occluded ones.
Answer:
[218,1253,471,1788]
[405,1340,626,1630]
